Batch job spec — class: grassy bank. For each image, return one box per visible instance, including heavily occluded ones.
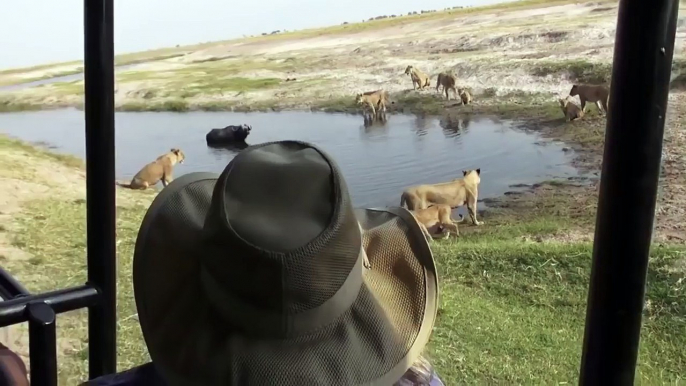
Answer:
[0,135,684,384]
[0,55,627,114]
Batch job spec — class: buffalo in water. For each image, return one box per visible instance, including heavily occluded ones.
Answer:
[205,124,252,147]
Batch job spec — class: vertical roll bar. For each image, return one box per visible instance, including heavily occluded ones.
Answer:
[27,303,58,386]
[83,0,117,378]
[579,0,679,384]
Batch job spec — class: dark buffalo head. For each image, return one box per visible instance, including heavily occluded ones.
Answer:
[230,124,251,141]
[206,124,253,146]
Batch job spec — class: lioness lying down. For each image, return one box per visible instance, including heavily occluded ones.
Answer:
[116,148,185,190]
[411,204,466,242]
[400,169,483,226]
[559,96,584,122]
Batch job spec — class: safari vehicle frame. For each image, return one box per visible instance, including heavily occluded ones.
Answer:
[0,0,679,384]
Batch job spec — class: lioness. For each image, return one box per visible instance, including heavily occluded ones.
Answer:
[400,169,483,226]
[458,88,472,105]
[355,89,389,119]
[116,148,185,190]
[559,96,584,122]
[436,72,458,100]
[569,84,610,115]
[404,65,431,90]
[411,204,466,242]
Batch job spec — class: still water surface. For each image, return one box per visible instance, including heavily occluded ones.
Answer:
[0,109,579,209]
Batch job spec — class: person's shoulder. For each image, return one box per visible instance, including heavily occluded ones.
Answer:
[430,370,446,386]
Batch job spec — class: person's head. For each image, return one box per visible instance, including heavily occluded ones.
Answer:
[133,140,439,384]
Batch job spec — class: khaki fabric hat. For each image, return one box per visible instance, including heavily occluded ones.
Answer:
[133,140,438,385]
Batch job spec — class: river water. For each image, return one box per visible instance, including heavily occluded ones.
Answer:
[0,109,579,210]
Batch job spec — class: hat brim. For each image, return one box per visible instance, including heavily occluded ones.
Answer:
[133,172,438,386]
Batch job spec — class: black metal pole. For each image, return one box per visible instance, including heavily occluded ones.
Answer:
[84,0,117,379]
[579,0,679,384]
[0,267,30,299]
[28,303,58,386]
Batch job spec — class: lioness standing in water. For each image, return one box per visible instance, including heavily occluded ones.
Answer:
[569,84,610,115]
[355,90,389,120]
[400,169,483,226]
[404,65,431,90]
[116,148,185,190]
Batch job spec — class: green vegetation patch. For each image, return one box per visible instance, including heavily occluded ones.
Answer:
[429,235,685,384]
[4,192,683,384]
[530,60,612,84]
[0,134,84,171]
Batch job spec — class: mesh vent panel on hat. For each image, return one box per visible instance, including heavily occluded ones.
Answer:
[200,141,362,315]
[223,144,335,252]
[222,213,426,385]
[135,178,216,332]
[282,202,361,313]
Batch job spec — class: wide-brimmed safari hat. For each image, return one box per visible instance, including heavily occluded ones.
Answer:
[133,140,438,385]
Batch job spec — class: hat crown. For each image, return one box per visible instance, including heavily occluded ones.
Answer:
[200,141,363,337]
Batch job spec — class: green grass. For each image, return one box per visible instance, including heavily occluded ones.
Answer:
[8,199,150,385]
[0,62,81,76]
[48,80,85,96]
[421,183,684,383]
[428,231,685,384]
[530,59,612,84]
[0,69,83,88]
[0,97,45,113]
[0,135,84,169]
[3,186,684,384]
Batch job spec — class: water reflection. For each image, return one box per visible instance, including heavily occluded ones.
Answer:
[440,114,472,138]
[362,113,388,128]
[412,115,431,137]
[206,141,250,152]
[360,115,389,138]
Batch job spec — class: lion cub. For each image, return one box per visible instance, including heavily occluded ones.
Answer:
[355,90,389,120]
[404,65,431,90]
[436,72,458,100]
[569,84,610,115]
[411,204,466,242]
[116,148,185,190]
[458,88,472,105]
[559,96,584,122]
